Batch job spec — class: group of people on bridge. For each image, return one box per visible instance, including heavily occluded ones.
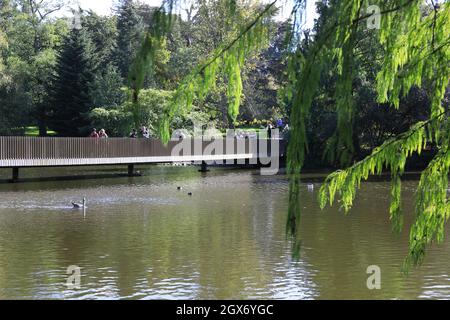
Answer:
[88,120,289,140]
[89,127,150,139]
[89,128,108,138]
[129,127,150,139]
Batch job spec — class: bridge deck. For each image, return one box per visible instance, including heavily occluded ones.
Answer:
[0,136,284,168]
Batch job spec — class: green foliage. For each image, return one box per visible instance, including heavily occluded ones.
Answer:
[239,22,287,122]
[406,142,450,270]
[0,0,69,135]
[318,116,437,212]
[130,0,277,143]
[286,39,327,174]
[318,111,449,268]
[48,27,97,136]
[91,88,212,137]
[0,29,8,85]
[390,171,403,234]
[125,88,175,134]
[114,0,143,79]
[2,0,284,137]
[91,64,126,108]
[82,11,118,71]
[159,2,276,142]
[0,1,12,86]
[318,107,450,270]
[90,107,134,137]
[376,1,450,121]
[286,0,450,268]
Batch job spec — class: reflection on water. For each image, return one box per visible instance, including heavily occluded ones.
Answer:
[0,166,449,300]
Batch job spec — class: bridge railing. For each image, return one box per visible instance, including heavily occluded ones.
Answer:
[0,136,273,166]
[0,137,177,160]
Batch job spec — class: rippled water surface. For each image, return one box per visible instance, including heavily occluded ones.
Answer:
[0,166,449,300]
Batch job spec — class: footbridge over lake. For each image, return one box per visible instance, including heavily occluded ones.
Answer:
[0,136,286,182]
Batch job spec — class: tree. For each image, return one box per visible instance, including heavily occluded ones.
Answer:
[130,0,276,137]
[90,88,211,137]
[89,107,133,137]
[16,0,65,54]
[82,10,117,72]
[15,0,67,136]
[0,1,12,86]
[291,2,435,168]
[91,64,126,109]
[0,0,32,134]
[113,0,142,79]
[48,27,96,136]
[131,0,450,269]
[0,1,69,136]
[285,0,450,270]
[239,22,289,122]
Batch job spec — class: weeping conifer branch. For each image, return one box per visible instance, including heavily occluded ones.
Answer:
[127,0,450,269]
[318,110,449,269]
[287,0,450,268]
[404,146,450,270]
[157,0,278,143]
[318,111,444,210]
[323,0,362,166]
[128,0,278,142]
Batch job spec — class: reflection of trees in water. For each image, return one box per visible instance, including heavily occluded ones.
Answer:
[1,174,448,299]
[296,181,450,299]
[0,171,316,299]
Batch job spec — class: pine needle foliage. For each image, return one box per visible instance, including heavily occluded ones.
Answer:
[314,0,450,269]
[129,0,450,268]
[129,0,277,142]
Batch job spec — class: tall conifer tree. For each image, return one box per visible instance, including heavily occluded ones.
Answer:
[49,27,96,136]
[114,0,142,79]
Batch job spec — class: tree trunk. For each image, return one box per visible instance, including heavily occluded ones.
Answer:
[38,120,47,137]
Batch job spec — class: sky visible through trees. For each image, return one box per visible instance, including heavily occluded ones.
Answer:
[54,0,318,28]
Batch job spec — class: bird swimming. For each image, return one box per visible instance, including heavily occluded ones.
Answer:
[177,187,183,190]
[188,192,193,196]
[72,198,87,209]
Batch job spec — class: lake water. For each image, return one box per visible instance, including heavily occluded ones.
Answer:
[0,166,449,300]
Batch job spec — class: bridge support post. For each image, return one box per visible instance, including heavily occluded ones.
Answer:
[127,164,135,177]
[11,167,19,183]
[199,161,209,173]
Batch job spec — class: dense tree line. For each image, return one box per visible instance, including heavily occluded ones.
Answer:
[1,0,447,167]
[0,0,288,138]
[298,1,448,168]
[126,0,450,268]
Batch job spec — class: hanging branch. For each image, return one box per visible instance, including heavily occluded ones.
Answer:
[128,0,278,141]
[286,0,450,268]
[319,109,448,212]
[154,0,278,143]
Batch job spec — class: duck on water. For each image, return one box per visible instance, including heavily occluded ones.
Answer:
[72,198,87,209]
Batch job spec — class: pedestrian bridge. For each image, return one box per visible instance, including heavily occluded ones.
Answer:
[0,136,285,181]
